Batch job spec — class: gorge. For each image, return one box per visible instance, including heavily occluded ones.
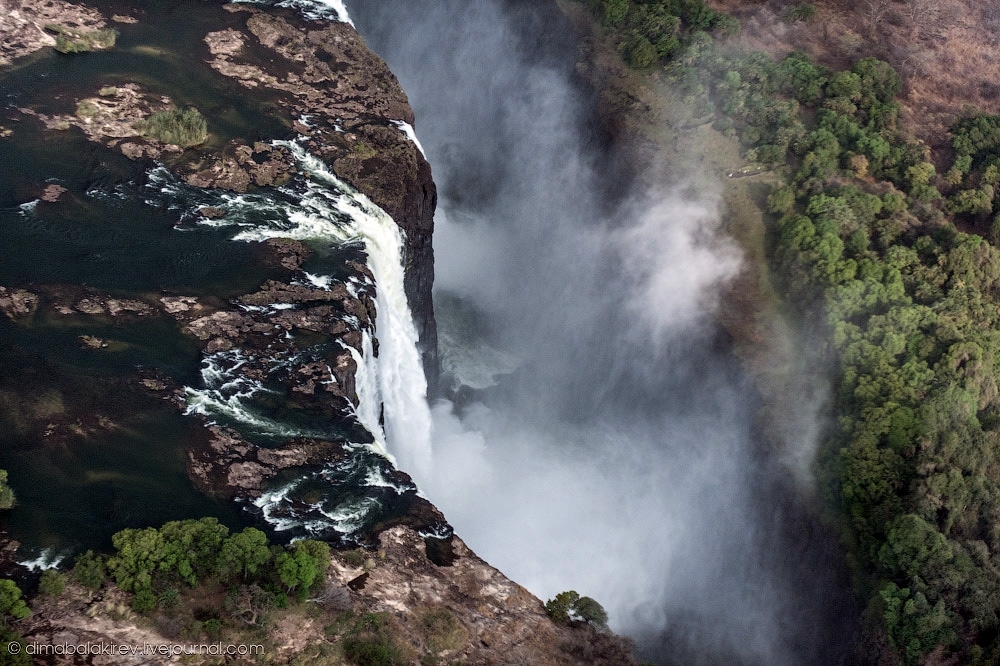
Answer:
[0,0,879,664]
[346,2,861,664]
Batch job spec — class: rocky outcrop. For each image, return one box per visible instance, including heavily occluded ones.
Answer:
[186,425,343,496]
[0,0,106,66]
[205,7,439,390]
[0,4,637,664]
[16,527,636,666]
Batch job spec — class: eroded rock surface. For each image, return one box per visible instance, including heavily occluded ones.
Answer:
[0,0,106,66]
[204,6,439,389]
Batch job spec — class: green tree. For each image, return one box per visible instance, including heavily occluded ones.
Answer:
[624,35,657,68]
[107,527,164,592]
[768,185,796,214]
[597,0,629,26]
[158,517,229,587]
[571,596,609,628]
[544,590,580,623]
[72,550,105,590]
[218,528,271,580]
[0,580,29,623]
[0,471,14,511]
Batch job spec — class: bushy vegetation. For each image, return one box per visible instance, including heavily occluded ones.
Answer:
[544,590,609,628]
[0,470,14,511]
[0,580,29,623]
[339,612,405,666]
[46,25,117,53]
[577,0,738,68]
[134,108,208,148]
[782,3,818,23]
[589,3,1000,663]
[86,518,331,623]
[713,39,1000,666]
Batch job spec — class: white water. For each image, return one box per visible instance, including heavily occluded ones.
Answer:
[167,139,433,481]
[18,549,65,572]
[184,350,313,439]
[232,0,354,26]
[253,141,434,479]
[391,120,427,159]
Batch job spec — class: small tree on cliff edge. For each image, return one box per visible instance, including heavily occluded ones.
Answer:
[545,590,609,629]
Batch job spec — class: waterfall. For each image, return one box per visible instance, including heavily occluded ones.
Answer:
[172,139,433,482]
[270,142,435,479]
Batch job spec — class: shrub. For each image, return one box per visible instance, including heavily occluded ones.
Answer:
[544,590,610,628]
[342,636,402,666]
[782,3,818,23]
[351,141,376,159]
[624,35,657,68]
[768,185,796,214]
[420,607,467,653]
[51,27,117,53]
[572,596,609,629]
[38,570,66,597]
[342,612,403,666]
[0,471,14,510]
[0,580,29,621]
[134,108,208,148]
[72,551,105,590]
[596,0,629,27]
[76,100,100,117]
[157,588,180,613]
[131,586,157,614]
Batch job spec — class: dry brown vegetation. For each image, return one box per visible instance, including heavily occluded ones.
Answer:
[707,0,1000,153]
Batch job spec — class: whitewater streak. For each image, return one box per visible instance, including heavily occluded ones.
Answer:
[178,139,433,480]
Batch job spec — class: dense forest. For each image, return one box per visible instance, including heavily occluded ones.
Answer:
[581,0,1000,663]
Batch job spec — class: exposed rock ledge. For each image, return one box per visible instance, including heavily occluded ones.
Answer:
[17,527,636,666]
[0,0,106,66]
[0,3,636,663]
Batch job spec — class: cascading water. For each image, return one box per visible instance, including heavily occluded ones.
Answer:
[140,138,434,538]
[347,2,861,664]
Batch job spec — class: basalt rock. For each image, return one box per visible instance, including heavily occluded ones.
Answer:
[205,7,439,391]
[0,0,107,67]
[186,425,344,497]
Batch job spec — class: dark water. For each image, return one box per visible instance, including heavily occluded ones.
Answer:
[0,0,442,556]
[0,0,300,557]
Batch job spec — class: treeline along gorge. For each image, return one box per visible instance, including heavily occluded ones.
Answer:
[4,0,1000,665]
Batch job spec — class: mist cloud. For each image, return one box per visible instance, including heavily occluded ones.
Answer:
[347,1,856,663]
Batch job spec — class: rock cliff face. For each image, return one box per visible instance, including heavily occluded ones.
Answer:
[0,1,636,664]
[204,6,439,391]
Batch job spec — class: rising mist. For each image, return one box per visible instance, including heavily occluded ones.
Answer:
[346,1,859,663]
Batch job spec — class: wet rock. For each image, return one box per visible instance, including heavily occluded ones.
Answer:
[178,141,294,192]
[158,295,201,315]
[197,206,225,219]
[187,425,343,497]
[184,310,254,340]
[77,335,108,349]
[263,238,311,271]
[40,184,67,202]
[0,0,107,67]
[202,10,438,386]
[0,287,38,321]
